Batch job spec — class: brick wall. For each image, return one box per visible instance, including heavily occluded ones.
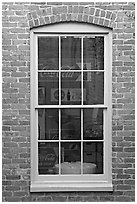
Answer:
[2,1,135,202]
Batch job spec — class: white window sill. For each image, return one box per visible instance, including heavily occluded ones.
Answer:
[30,181,113,192]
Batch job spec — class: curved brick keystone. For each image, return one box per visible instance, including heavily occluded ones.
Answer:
[26,5,116,29]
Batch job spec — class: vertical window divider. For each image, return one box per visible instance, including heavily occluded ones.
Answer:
[59,109,61,175]
[81,36,84,175]
[36,35,39,176]
[59,36,61,175]
[36,36,39,142]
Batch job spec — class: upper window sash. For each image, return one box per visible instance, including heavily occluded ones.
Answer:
[35,34,108,108]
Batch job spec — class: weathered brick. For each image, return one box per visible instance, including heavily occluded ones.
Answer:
[89,7,95,15]
[5,185,20,191]
[46,7,52,15]
[37,196,53,202]
[18,34,30,39]
[6,175,21,180]
[117,185,131,190]
[115,196,131,202]
[61,13,67,21]
[124,147,135,152]
[73,5,79,13]
[2,2,135,202]
[106,11,112,19]
[78,6,84,14]
[95,8,100,17]
[52,195,67,202]
[2,191,12,197]
[39,17,45,25]
[50,15,56,23]
[11,72,26,77]
[68,5,73,13]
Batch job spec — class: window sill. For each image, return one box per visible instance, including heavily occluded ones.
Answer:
[30,181,113,192]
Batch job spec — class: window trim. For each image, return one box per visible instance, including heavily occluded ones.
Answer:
[30,23,113,192]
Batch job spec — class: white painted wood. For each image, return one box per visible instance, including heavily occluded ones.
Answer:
[30,22,112,192]
[37,140,104,142]
[35,105,108,109]
[32,22,111,33]
[30,181,113,192]
[38,70,104,72]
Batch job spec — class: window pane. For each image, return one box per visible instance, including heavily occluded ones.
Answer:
[83,142,103,174]
[61,109,81,140]
[83,108,103,140]
[38,142,59,175]
[38,72,59,105]
[57,142,81,174]
[61,72,81,105]
[38,37,59,70]
[83,36,104,70]
[61,36,81,70]
[83,72,104,105]
[38,109,59,140]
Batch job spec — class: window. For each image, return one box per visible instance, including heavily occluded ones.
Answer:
[30,23,113,191]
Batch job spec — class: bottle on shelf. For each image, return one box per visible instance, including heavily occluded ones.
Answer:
[67,89,71,101]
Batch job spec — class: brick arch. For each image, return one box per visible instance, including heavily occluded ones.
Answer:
[27,5,116,29]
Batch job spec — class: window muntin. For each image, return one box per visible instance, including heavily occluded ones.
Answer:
[37,35,106,176]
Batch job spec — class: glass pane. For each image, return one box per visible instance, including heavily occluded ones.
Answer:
[61,36,81,70]
[61,109,81,140]
[58,142,81,174]
[38,142,59,175]
[83,72,104,105]
[83,142,103,174]
[83,36,104,70]
[38,37,59,70]
[38,72,59,105]
[83,109,103,140]
[38,109,59,140]
[61,72,81,105]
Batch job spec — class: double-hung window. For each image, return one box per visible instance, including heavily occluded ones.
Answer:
[30,23,113,191]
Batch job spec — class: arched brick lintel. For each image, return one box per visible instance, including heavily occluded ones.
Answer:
[27,5,116,29]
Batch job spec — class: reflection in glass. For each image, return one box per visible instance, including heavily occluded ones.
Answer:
[38,142,59,174]
[61,72,81,105]
[61,109,81,140]
[83,142,103,174]
[38,109,59,140]
[61,36,81,70]
[83,72,104,105]
[59,142,81,174]
[83,109,103,140]
[83,36,104,70]
[38,37,59,70]
[38,72,59,105]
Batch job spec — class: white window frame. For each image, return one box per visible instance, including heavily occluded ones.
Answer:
[30,23,113,192]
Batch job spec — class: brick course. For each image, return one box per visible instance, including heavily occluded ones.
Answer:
[2,1,135,202]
